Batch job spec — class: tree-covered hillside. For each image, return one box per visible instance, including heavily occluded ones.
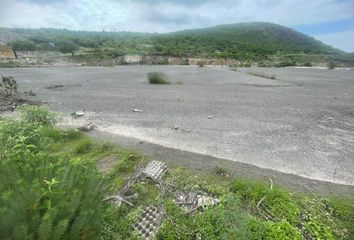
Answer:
[153,22,342,59]
[1,22,352,65]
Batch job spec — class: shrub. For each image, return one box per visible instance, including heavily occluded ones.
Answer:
[56,40,79,56]
[19,104,58,126]
[328,62,337,69]
[147,72,170,84]
[0,76,18,97]
[0,154,106,240]
[197,61,206,67]
[0,120,51,157]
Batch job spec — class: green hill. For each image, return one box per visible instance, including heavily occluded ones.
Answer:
[153,22,343,59]
[1,22,352,65]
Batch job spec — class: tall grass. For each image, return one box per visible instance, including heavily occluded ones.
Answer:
[147,72,170,84]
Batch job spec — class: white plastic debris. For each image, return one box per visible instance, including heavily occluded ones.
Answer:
[70,110,85,118]
[143,161,168,180]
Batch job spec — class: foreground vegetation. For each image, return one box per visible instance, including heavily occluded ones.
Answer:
[0,105,353,239]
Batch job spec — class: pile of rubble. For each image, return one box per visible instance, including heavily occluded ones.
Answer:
[103,160,220,240]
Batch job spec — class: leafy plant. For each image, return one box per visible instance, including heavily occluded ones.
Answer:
[0,120,51,158]
[19,104,58,126]
[147,72,170,84]
[0,76,18,97]
[0,154,107,240]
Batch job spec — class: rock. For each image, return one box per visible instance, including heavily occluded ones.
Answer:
[174,126,179,130]
[70,110,85,118]
[133,109,143,113]
[208,115,212,119]
[77,122,96,132]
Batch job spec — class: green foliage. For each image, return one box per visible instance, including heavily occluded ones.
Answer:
[263,220,302,239]
[73,138,93,154]
[63,129,83,141]
[328,61,337,69]
[10,39,37,51]
[0,76,18,97]
[19,104,58,126]
[230,179,300,224]
[0,61,21,68]
[0,114,107,240]
[197,60,206,67]
[0,154,106,240]
[56,40,79,56]
[2,22,349,65]
[0,120,51,158]
[147,72,170,84]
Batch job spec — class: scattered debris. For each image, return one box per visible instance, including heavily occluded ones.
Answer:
[175,190,220,213]
[142,160,168,181]
[70,110,85,118]
[133,108,143,113]
[77,122,96,132]
[133,205,164,240]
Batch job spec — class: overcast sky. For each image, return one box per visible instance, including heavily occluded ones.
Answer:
[0,0,353,52]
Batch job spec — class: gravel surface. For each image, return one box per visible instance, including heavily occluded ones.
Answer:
[1,65,353,186]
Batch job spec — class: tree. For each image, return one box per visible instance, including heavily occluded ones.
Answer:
[56,40,79,56]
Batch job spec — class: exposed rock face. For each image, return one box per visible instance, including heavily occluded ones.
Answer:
[0,45,16,59]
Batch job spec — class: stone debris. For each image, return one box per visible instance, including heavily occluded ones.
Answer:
[175,191,220,213]
[133,108,143,112]
[133,205,164,240]
[70,110,85,118]
[24,90,36,96]
[77,122,96,132]
[142,160,168,180]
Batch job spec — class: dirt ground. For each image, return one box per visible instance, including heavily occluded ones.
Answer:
[1,65,353,194]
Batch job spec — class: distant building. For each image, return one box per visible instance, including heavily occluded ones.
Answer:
[0,45,16,59]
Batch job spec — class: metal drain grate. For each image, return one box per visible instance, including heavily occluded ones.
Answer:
[142,160,168,180]
[133,205,164,240]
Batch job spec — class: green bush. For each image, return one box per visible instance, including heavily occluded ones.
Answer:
[0,154,106,240]
[197,61,206,67]
[19,104,58,126]
[147,72,170,84]
[0,120,51,157]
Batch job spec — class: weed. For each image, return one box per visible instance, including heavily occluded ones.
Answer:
[19,104,58,126]
[73,138,93,154]
[147,72,170,84]
[63,128,82,140]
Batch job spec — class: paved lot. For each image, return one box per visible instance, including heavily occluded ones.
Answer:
[1,66,353,186]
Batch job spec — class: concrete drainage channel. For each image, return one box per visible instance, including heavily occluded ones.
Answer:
[104,160,220,240]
